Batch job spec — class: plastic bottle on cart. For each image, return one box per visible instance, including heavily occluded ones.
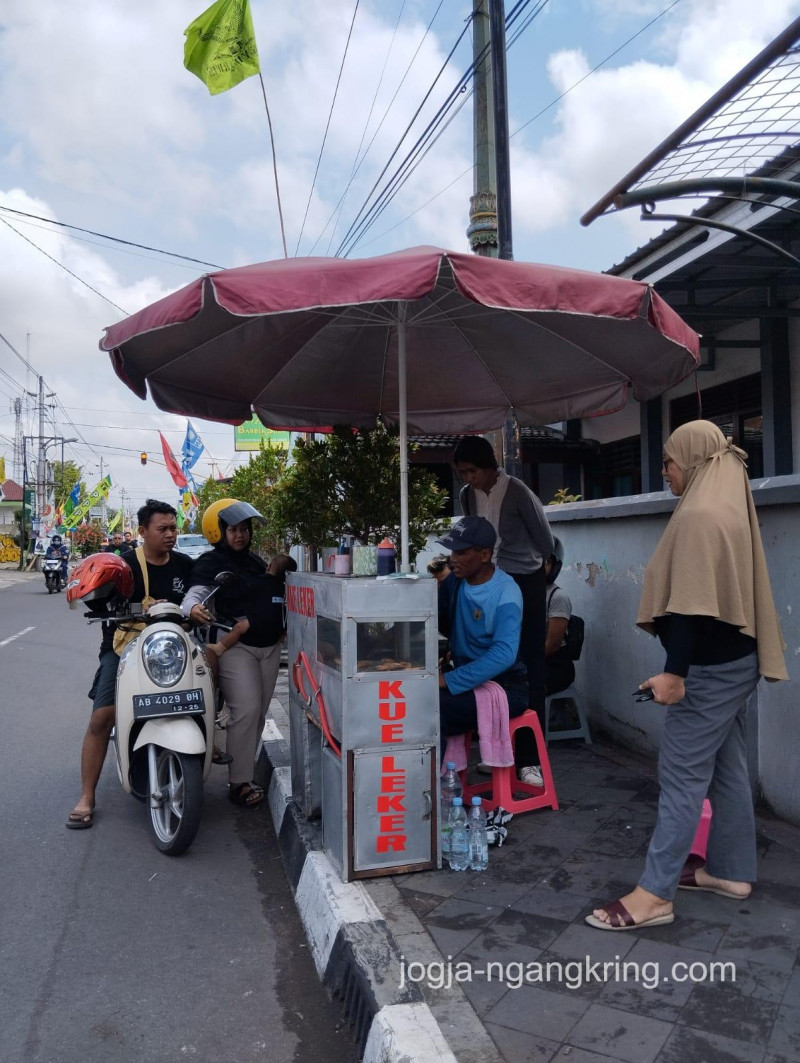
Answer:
[447,798,469,871]
[440,761,462,860]
[468,796,489,871]
[377,537,396,576]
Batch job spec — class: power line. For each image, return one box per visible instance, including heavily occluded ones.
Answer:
[353,0,684,252]
[338,1,545,257]
[0,204,225,270]
[294,1,361,255]
[511,0,684,139]
[335,9,475,257]
[319,0,409,256]
[0,216,128,313]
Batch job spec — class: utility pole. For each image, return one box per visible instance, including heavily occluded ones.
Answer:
[469,0,521,477]
[36,376,45,532]
[466,1,498,256]
[488,0,513,262]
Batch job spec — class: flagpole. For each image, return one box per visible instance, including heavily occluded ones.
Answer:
[258,73,289,259]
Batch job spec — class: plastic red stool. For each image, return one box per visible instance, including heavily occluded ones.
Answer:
[459,710,559,814]
[690,799,712,859]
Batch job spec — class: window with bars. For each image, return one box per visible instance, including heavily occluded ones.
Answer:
[584,435,642,500]
[671,374,764,478]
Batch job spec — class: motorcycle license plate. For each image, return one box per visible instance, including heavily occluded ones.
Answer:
[133,689,205,719]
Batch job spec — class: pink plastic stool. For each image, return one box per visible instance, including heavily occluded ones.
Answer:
[690,799,713,859]
[459,709,559,815]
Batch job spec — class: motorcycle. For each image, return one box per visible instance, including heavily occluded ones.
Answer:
[42,556,64,594]
[75,569,234,855]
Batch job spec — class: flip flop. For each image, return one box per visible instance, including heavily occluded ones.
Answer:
[585,898,674,931]
[678,865,750,900]
[212,749,233,765]
[66,808,94,830]
[228,782,264,808]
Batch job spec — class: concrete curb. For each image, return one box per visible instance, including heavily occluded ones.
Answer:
[258,752,457,1062]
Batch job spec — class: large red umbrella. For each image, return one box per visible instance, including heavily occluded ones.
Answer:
[101,245,699,568]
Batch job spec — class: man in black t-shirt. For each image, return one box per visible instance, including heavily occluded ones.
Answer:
[66,499,193,830]
[105,532,124,555]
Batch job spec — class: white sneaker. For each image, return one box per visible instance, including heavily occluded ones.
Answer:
[519,765,543,787]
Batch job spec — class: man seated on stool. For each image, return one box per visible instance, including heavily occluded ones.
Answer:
[437,517,530,769]
[545,537,575,697]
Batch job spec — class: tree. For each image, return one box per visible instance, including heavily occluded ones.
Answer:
[195,444,287,556]
[50,460,85,504]
[267,426,448,558]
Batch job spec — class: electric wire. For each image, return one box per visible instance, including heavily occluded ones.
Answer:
[294,0,361,256]
[307,0,447,257]
[0,205,225,270]
[511,0,684,140]
[334,10,476,257]
[318,0,408,256]
[338,0,544,257]
[0,217,128,314]
[354,0,683,252]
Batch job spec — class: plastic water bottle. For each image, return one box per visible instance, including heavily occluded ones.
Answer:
[377,537,396,576]
[468,796,489,871]
[440,761,463,860]
[448,798,469,871]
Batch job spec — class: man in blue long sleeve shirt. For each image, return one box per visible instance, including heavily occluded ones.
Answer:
[437,517,528,745]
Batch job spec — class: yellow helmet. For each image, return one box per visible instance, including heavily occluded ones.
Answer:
[201,498,264,544]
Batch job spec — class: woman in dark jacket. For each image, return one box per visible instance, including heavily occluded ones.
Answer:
[183,499,288,808]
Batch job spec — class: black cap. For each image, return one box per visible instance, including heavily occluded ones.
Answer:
[437,516,496,552]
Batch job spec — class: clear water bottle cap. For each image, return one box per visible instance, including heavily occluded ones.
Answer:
[472,796,482,806]
[445,761,456,770]
[452,796,463,806]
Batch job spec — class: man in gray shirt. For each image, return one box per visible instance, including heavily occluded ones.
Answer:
[454,435,553,786]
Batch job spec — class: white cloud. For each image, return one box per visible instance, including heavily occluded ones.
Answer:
[2,0,800,512]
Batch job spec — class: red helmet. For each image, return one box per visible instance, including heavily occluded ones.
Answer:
[66,552,135,605]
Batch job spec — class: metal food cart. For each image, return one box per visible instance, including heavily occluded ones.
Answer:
[286,571,440,882]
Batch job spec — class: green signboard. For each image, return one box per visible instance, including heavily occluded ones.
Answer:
[233,417,291,452]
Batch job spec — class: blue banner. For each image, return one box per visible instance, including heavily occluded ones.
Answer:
[181,420,204,472]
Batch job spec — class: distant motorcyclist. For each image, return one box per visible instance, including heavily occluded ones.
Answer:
[46,534,69,583]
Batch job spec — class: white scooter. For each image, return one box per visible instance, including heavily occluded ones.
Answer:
[113,598,216,854]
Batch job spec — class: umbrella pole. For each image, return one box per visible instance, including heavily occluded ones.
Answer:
[398,311,410,573]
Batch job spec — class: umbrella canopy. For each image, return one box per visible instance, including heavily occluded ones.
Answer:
[101,245,699,569]
[102,246,699,432]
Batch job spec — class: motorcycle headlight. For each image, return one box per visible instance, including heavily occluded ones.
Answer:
[142,631,187,687]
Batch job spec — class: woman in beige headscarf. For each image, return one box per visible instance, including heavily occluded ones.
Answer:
[587,420,787,932]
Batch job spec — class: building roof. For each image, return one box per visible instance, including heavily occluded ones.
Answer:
[1,479,23,502]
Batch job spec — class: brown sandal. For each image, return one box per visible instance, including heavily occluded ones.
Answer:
[228,782,263,808]
[66,808,94,830]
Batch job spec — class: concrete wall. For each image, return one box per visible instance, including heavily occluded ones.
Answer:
[548,476,800,826]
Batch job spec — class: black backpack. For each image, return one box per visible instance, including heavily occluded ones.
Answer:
[548,587,584,661]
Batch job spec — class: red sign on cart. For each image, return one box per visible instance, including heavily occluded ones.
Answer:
[376,679,407,853]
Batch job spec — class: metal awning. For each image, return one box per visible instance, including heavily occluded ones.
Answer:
[580,17,800,340]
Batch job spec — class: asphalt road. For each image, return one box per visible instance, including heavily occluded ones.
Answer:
[0,572,357,1063]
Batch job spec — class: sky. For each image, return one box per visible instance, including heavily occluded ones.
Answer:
[1,0,799,524]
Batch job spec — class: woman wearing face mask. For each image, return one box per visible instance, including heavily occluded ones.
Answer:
[587,421,787,932]
[183,499,288,808]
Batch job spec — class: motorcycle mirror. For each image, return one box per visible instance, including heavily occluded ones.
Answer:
[198,571,237,609]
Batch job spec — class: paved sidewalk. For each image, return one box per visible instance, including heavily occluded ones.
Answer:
[265,670,800,1062]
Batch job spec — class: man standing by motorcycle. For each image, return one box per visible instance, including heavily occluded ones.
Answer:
[66,499,193,829]
[45,534,70,587]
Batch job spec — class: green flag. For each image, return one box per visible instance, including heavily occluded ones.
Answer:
[184,0,260,95]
